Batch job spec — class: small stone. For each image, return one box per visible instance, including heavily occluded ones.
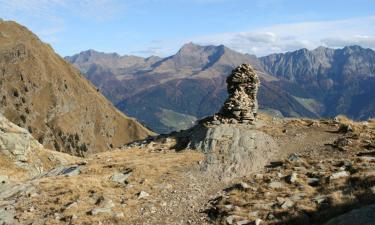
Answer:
[226,215,235,224]
[290,193,306,201]
[338,124,353,133]
[281,198,294,209]
[286,172,298,183]
[110,169,132,184]
[211,120,221,125]
[307,178,320,186]
[237,220,250,225]
[137,191,150,199]
[330,171,350,180]
[239,182,250,190]
[65,201,78,209]
[370,186,375,194]
[114,212,124,218]
[89,207,112,215]
[314,195,327,204]
[288,153,300,162]
[255,218,263,225]
[269,181,284,189]
[224,204,234,210]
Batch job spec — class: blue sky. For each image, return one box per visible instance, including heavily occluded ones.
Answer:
[1,0,374,57]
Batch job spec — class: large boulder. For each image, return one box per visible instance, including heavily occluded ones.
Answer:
[187,123,278,180]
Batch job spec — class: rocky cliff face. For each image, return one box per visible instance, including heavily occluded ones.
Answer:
[260,45,375,119]
[0,113,78,180]
[0,21,153,156]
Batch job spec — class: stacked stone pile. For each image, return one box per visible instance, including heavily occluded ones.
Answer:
[211,64,260,125]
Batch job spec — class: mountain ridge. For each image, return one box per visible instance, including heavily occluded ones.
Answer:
[66,43,375,133]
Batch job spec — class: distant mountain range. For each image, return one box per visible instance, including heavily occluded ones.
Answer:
[66,44,375,133]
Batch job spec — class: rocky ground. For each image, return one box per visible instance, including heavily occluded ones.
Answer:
[1,113,375,225]
[206,117,375,225]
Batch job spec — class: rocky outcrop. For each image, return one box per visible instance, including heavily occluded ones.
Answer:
[187,123,278,180]
[0,113,78,180]
[184,65,276,179]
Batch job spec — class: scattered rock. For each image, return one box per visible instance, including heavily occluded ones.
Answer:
[137,191,150,199]
[286,172,298,183]
[329,171,350,180]
[254,218,263,225]
[88,207,112,215]
[110,168,133,185]
[307,178,320,186]
[268,181,284,189]
[338,124,353,133]
[287,153,300,162]
[280,198,294,209]
[237,220,251,225]
[40,165,81,177]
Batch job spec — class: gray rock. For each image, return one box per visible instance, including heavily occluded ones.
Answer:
[324,204,375,225]
[307,178,320,186]
[288,153,301,162]
[330,171,350,180]
[188,123,278,180]
[226,215,235,224]
[286,172,298,183]
[89,207,112,215]
[281,198,294,209]
[110,169,132,184]
[88,199,115,215]
[255,218,263,225]
[138,191,150,199]
[237,220,250,225]
[269,181,284,189]
[313,195,327,204]
[39,165,81,178]
[338,124,353,133]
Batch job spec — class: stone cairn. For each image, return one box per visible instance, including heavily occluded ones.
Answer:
[205,64,260,125]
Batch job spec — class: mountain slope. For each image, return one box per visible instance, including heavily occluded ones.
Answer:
[67,44,314,133]
[0,20,153,156]
[260,45,375,119]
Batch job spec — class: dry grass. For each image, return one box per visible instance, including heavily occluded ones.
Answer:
[15,148,203,224]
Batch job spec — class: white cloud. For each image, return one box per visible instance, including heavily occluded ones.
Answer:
[189,16,375,56]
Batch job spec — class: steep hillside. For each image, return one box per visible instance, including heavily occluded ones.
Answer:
[0,20,153,156]
[260,45,375,119]
[67,44,314,133]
